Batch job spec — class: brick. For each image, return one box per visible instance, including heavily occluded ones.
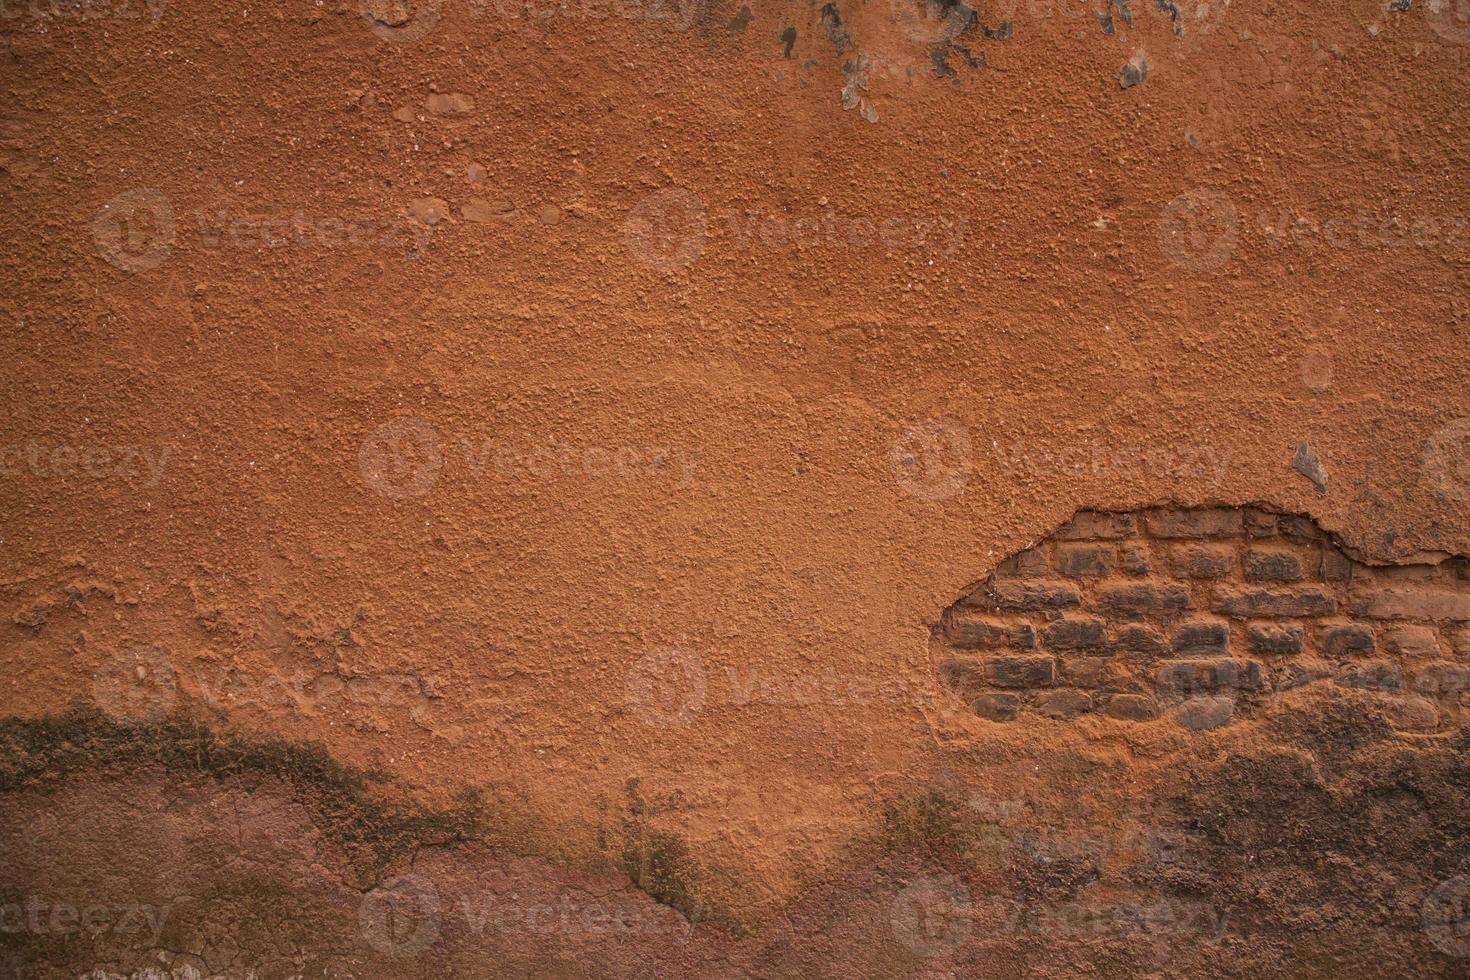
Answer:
[945,614,1036,651]
[1098,583,1192,621]
[1033,689,1093,720]
[939,658,982,691]
[1352,590,1470,622]
[1119,543,1152,577]
[1146,507,1243,539]
[1112,624,1167,659]
[1174,696,1236,731]
[1244,509,1279,537]
[1157,660,1267,699]
[1320,547,1355,583]
[972,693,1019,722]
[1169,544,1234,580]
[1099,693,1159,721]
[1449,626,1470,660]
[1062,656,1112,687]
[1042,618,1108,653]
[1054,543,1116,578]
[1214,588,1337,618]
[984,656,1057,688]
[1171,619,1230,657]
[1321,624,1375,657]
[1275,660,1333,691]
[1280,515,1324,543]
[1247,623,1305,655]
[991,581,1082,613]
[1055,510,1137,541]
[994,547,1049,578]
[1333,661,1402,692]
[1383,625,1440,659]
[943,613,1009,650]
[1370,564,1443,585]
[1245,548,1304,583]
[1377,695,1440,733]
[1412,662,1470,697]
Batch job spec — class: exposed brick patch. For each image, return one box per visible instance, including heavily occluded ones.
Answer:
[1054,543,1116,578]
[1170,544,1234,580]
[1245,548,1303,583]
[933,505,1470,734]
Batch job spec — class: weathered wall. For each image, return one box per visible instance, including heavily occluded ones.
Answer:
[2,0,1469,974]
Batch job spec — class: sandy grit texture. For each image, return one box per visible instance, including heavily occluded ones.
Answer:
[2,0,1470,974]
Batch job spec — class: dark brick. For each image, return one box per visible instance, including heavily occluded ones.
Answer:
[1244,509,1279,537]
[1010,623,1037,650]
[1055,510,1137,541]
[991,581,1082,613]
[1170,544,1234,580]
[972,693,1020,721]
[1247,623,1305,655]
[1411,661,1470,696]
[1174,696,1236,730]
[1245,548,1304,583]
[1333,661,1402,692]
[1112,624,1167,659]
[1157,660,1267,699]
[1146,507,1243,539]
[1098,583,1192,621]
[939,658,981,691]
[943,613,1009,650]
[1353,590,1470,621]
[1171,619,1230,657]
[1280,515,1324,543]
[1033,689,1093,720]
[984,656,1057,688]
[1119,543,1152,577]
[1321,624,1375,657]
[1383,625,1440,659]
[994,547,1049,578]
[1042,618,1108,653]
[1054,543,1116,578]
[1099,693,1159,721]
[1214,588,1337,618]
[1320,547,1355,583]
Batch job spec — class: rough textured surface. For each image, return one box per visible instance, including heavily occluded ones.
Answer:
[937,505,1470,732]
[2,0,1470,974]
